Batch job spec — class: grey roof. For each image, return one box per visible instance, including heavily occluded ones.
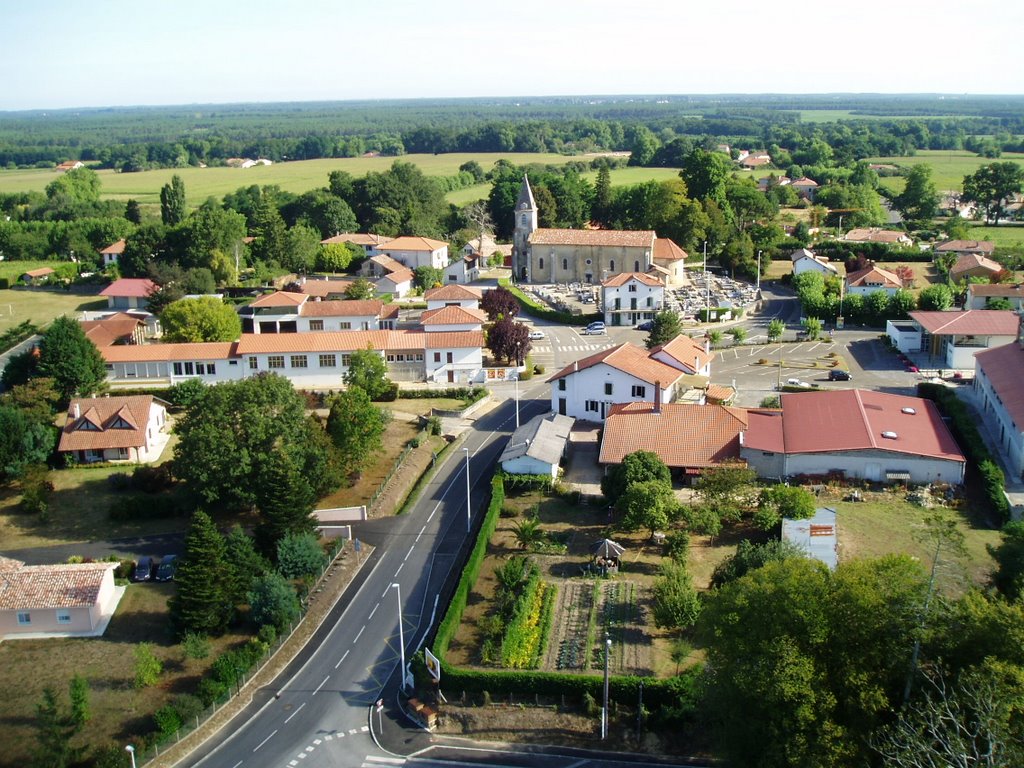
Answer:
[782,507,838,570]
[516,175,536,212]
[499,413,574,467]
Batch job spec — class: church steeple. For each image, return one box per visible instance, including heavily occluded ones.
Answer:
[512,175,538,281]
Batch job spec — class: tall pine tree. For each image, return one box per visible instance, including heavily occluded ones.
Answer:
[160,174,187,225]
[37,316,107,405]
[169,510,233,637]
[254,448,317,558]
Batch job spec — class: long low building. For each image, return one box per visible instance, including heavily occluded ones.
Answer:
[741,389,966,484]
[100,329,484,388]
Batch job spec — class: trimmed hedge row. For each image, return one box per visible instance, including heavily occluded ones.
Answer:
[815,240,931,263]
[498,279,601,326]
[398,386,487,403]
[917,382,1010,522]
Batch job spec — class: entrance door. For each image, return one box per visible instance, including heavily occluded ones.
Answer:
[865,463,881,482]
[447,369,455,383]
[558,398,567,416]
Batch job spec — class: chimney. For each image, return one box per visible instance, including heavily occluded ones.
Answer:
[653,381,662,414]
[704,339,710,355]
[73,403,80,419]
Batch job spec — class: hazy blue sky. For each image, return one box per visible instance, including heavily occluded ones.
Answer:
[3,0,1020,110]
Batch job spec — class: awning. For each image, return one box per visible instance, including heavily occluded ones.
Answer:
[886,470,912,481]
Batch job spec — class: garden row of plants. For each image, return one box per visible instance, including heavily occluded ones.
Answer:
[917,382,1010,522]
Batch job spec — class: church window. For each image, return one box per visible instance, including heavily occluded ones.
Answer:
[538,257,544,270]
[609,260,615,272]
[520,214,528,225]
[585,258,592,266]
[634,260,640,272]
[561,258,568,271]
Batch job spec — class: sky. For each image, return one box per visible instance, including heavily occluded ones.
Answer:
[2,0,1021,111]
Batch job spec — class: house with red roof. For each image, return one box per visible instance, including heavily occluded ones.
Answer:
[57,395,169,464]
[948,253,1004,284]
[845,264,903,297]
[79,313,145,347]
[424,284,482,311]
[20,267,55,285]
[99,239,126,268]
[376,236,449,270]
[0,557,123,638]
[320,232,392,257]
[652,238,690,286]
[741,389,966,484]
[973,318,1024,481]
[420,305,486,332]
[100,278,157,310]
[844,228,913,246]
[933,239,996,258]
[601,272,664,326]
[965,283,1024,311]
[238,292,398,334]
[887,310,1020,369]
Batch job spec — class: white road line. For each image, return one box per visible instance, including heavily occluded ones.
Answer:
[297,755,306,761]
[349,728,358,735]
[404,545,415,561]
[252,729,277,752]
[313,739,322,745]
[381,586,390,599]
[313,676,329,695]
[325,734,333,741]
[394,562,404,576]
[289,761,298,766]
[335,649,349,669]
[354,625,366,642]
[360,725,370,732]
[284,703,305,723]
[368,602,379,619]
[232,762,244,768]
[305,746,314,752]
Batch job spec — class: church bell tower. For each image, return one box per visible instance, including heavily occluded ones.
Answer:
[512,175,537,282]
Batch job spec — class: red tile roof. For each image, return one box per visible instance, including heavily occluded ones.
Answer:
[844,228,909,244]
[599,402,748,468]
[975,343,1024,431]
[320,233,392,247]
[968,283,1024,299]
[529,229,656,248]
[0,562,115,610]
[743,409,785,452]
[368,254,405,273]
[101,342,237,363]
[653,238,689,262]
[547,343,686,387]
[601,272,663,288]
[648,334,714,373]
[949,253,1003,279]
[934,239,996,255]
[420,305,487,325]
[80,314,143,347]
[22,267,55,278]
[846,265,902,289]
[423,331,485,349]
[424,284,482,301]
[100,239,126,255]
[248,291,308,309]
[381,303,400,320]
[100,278,158,298]
[379,235,448,251]
[909,309,1020,336]
[745,389,964,462]
[58,395,159,453]
[299,300,385,318]
[300,279,353,298]
[378,268,413,286]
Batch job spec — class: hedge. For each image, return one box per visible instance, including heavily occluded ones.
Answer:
[397,386,487,403]
[917,382,1010,522]
[498,279,600,326]
[815,241,931,263]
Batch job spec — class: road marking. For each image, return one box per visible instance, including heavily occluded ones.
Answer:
[354,625,366,642]
[368,601,379,619]
[404,545,415,561]
[284,702,306,723]
[313,739,322,745]
[252,729,277,752]
[297,755,306,761]
[324,734,333,741]
[364,756,405,764]
[416,524,426,542]
[313,676,329,695]
[394,562,404,576]
[335,649,349,669]
[349,728,359,734]
[231,762,243,768]
[289,761,298,766]
[305,746,315,753]
[360,725,370,732]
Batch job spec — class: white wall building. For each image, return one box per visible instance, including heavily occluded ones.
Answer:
[443,254,481,285]
[239,294,398,334]
[377,236,449,270]
[601,273,664,326]
[791,249,839,278]
[424,284,482,311]
[974,335,1024,481]
[499,413,574,478]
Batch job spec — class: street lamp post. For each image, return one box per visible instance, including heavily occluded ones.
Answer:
[514,375,520,429]
[390,583,406,693]
[756,250,762,293]
[462,447,471,534]
[125,745,136,768]
[601,633,612,739]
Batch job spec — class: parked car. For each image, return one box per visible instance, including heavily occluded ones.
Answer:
[154,555,178,582]
[635,320,654,331]
[583,321,606,335]
[133,556,155,582]
[528,330,545,340]
[828,369,852,381]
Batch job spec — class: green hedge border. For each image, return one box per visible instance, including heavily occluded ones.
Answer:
[498,279,601,326]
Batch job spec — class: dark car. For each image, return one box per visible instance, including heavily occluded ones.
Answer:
[155,555,178,582]
[133,556,155,582]
[635,320,654,331]
[829,369,852,381]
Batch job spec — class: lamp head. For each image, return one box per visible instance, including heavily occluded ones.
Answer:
[125,746,135,754]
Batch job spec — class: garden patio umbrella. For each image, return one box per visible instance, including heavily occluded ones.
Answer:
[590,539,626,559]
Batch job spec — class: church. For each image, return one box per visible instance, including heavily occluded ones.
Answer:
[511,176,688,285]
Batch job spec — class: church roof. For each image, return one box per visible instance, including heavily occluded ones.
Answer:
[516,175,536,211]
[529,229,656,248]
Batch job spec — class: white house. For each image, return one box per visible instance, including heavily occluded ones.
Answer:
[420,305,485,332]
[547,343,685,422]
[57,395,169,464]
[974,331,1024,481]
[498,413,574,478]
[375,268,413,298]
[99,239,126,268]
[377,236,449,270]
[741,389,966,484]
[791,249,839,278]
[845,265,903,297]
[648,334,714,377]
[424,284,482,311]
[601,272,664,326]
[320,233,392,257]
[965,283,1024,311]
[100,278,158,310]
[443,253,481,285]
[652,238,690,287]
[0,558,123,638]
[239,293,398,333]
[789,177,819,201]
[897,310,1020,369]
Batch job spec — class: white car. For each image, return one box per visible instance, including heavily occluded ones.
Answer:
[528,330,545,340]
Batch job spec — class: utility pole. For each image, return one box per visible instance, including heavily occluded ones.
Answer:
[601,633,612,739]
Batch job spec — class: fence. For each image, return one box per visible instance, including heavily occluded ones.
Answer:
[134,537,351,766]
[368,427,428,512]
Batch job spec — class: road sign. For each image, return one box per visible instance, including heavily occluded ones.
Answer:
[424,648,441,684]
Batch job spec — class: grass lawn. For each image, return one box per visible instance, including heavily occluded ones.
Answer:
[0,288,106,336]
[868,150,1024,193]
[391,396,466,416]
[875,261,941,292]
[965,224,1024,249]
[446,165,684,205]
[0,582,252,766]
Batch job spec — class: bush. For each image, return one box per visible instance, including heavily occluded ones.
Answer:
[132,464,175,493]
[276,532,328,580]
[109,493,188,521]
[663,530,690,563]
[410,435,422,449]
[170,692,204,724]
[196,678,228,707]
[107,472,133,491]
[427,415,442,435]
[181,632,210,660]
[114,559,136,580]
[134,643,163,688]
[152,704,182,737]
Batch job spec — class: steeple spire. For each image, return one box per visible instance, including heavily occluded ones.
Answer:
[516,174,536,211]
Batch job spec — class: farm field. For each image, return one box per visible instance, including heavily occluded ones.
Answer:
[867,149,1024,193]
[0,288,106,336]
[0,153,579,205]
[446,166,684,205]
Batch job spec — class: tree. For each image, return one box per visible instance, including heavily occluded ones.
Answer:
[249,193,288,266]
[223,525,270,605]
[68,674,89,730]
[961,162,1024,225]
[680,148,731,205]
[344,347,392,400]
[651,561,701,629]
[511,517,545,549]
[33,683,85,768]
[248,572,301,632]
[160,174,187,225]
[756,484,817,530]
[729,326,747,343]
[767,318,785,342]
[0,404,56,480]
[893,164,939,226]
[326,386,389,476]
[173,374,335,510]
[45,167,101,207]
[695,462,756,518]
[254,447,317,558]
[134,643,163,688]
[344,277,376,300]
[486,318,530,364]
[413,265,444,291]
[160,297,242,342]
[601,450,671,504]
[37,316,107,404]
[316,242,359,273]
[480,286,520,321]
[282,222,321,273]
[276,532,328,580]
[592,165,613,226]
[988,521,1024,601]
[617,479,677,538]
[169,510,233,637]
[1,349,39,390]
[125,199,142,224]
[889,288,917,318]
[710,539,808,588]
[918,284,954,311]
[803,316,823,340]
[644,310,683,349]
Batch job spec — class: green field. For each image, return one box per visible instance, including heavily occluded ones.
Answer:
[446,165,684,205]
[0,288,106,336]
[868,150,1024,193]
[0,153,581,205]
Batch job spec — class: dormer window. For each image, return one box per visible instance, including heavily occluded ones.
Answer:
[77,420,99,431]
